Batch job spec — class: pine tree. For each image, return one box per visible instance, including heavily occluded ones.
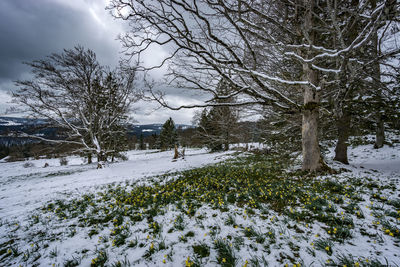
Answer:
[198,108,222,151]
[159,118,178,150]
[139,134,145,150]
[197,79,239,151]
[147,133,159,149]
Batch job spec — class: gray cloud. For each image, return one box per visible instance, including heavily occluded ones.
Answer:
[0,0,121,81]
[0,0,203,124]
[133,97,202,125]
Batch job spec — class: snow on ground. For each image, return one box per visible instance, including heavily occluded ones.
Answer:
[230,142,269,151]
[323,134,400,175]
[0,140,399,267]
[0,148,233,219]
[347,144,400,175]
[319,139,400,264]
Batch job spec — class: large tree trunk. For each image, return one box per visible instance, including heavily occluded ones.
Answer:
[302,101,322,171]
[302,67,323,171]
[334,111,350,164]
[301,1,324,172]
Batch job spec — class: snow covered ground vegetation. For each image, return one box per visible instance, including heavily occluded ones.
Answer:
[0,140,399,267]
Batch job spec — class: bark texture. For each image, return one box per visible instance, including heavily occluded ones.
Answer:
[300,1,324,171]
[374,115,385,148]
[173,145,179,159]
[302,66,323,171]
[302,104,322,170]
[372,23,385,149]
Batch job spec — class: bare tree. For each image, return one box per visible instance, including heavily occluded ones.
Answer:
[109,0,396,171]
[326,0,399,162]
[13,46,138,163]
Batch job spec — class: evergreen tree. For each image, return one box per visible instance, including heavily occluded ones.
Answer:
[159,117,178,150]
[197,80,239,151]
[147,133,159,149]
[198,108,222,151]
[100,72,130,160]
[139,134,145,150]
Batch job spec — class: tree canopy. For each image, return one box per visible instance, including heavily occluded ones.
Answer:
[14,46,139,162]
[109,0,399,171]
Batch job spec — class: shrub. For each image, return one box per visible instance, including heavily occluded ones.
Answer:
[59,157,68,166]
[23,162,34,168]
[115,153,128,161]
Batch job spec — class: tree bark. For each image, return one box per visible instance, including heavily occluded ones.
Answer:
[224,131,229,151]
[302,103,322,171]
[302,67,323,171]
[301,1,324,172]
[334,111,350,164]
[374,114,385,148]
[371,22,385,149]
[173,145,179,159]
[97,151,106,163]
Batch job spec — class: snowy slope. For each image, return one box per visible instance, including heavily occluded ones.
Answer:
[0,149,233,219]
[0,142,399,266]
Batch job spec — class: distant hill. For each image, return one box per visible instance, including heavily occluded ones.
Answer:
[127,123,194,137]
[0,117,194,146]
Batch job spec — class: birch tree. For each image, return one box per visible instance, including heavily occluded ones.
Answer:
[13,46,138,162]
[109,0,396,171]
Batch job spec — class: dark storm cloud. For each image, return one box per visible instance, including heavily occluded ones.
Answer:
[0,0,127,117]
[0,0,122,85]
[0,0,200,123]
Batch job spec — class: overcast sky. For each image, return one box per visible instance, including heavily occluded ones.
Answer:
[0,0,199,124]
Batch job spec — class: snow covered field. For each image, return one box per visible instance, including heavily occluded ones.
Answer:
[0,148,233,219]
[0,142,399,266]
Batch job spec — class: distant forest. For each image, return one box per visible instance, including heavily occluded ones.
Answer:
[0,117,259,161]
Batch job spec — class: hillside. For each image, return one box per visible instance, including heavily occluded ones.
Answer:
[0,116,193,146]
[0,140,399,266]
